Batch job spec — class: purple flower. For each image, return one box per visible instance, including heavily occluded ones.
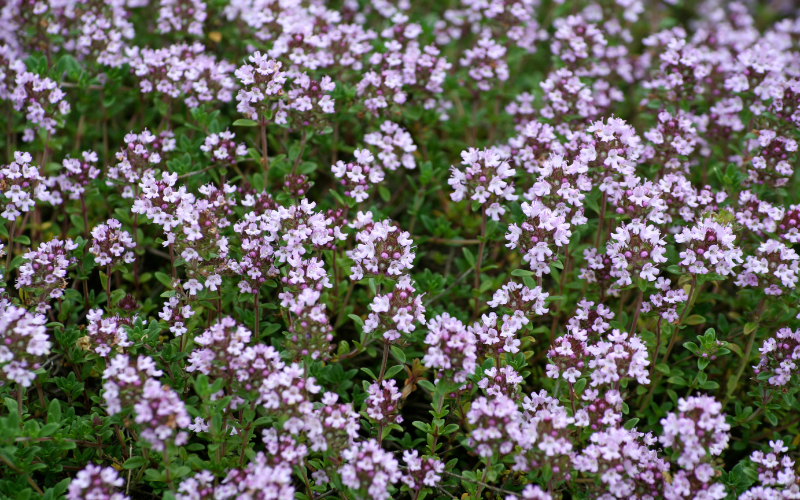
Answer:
[340,439,401,500]
[0,301,50,387]
[67,464,129,500]
[423,313,478,384]
[347,213,415,280]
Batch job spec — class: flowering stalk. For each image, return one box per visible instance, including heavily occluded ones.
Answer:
[474,205,486,320]
[260,121,269,177]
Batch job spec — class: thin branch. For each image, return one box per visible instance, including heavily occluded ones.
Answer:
[442,471,521,497]
[0,452,44,494]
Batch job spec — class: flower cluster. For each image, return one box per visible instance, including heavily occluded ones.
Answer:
[449,147,517,220]
[347,214,415,280]
[659,396,730,500]
[201,130,248,167]
[81,309,133,357]
[0,151,48,220]
[67,465,129,500]
[340,439,401,500]
[52,151,101,202]
[401,450,444,491]
[365,379,403,425]
[134,378,192,451]
[488,281,549,317]
[16,238,78,310]
[466,394,520,459]
[0,302,50,387]
[102,355,164,416]
[11,72,70,140]
[735,239,799,295]
[235,53,287,120]
[606,219,668,286]
[674,217,743,276]
[4,2,800,499]
[277,73,335,130]
[364,121,417,172]
[332,149,380,203]
[506,201,571,276]
[740,440,800,500]
[754,327,800,387]
[90,219,137,267]
[363,275,425,342]
[186,317,253,381]
[572,427,667,499]
[284,303,334,362]
[423,313,478,384]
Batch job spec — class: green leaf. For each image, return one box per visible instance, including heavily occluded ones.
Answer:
[361,367,377,380]
[46,400,61,424]
[143,468,165,482]
[171,466,191,479]
[154,272,172,287]
[70,214,85,233]
[390,345,407,364]
[14,235,30,245]
[744,322,758,335]
[123,456,146,469]
[462,248,476,268]
[683,314,706,326]
[39,423,60,436]
[655,363,670,375]
[623,418,640,430]
[667,376,687,386]
[412,421,431,433]
[727,343,743,358]
[379,186,391,202]
[232,119,259,127]
[442,424,460,435]
[384,365,405,379]
[417,380,435,392]
[683,341,699,354]
[666,265,683,274]
[348,314,364,327]
[56,54,81,77]
[511,269,534,277]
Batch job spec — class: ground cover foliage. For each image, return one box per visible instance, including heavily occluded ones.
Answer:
[1,0,800,499]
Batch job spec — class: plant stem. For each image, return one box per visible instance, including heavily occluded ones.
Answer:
[648,318,662,381]
[474,206,487,320]
[5,220,15,274]
[80,194,90,237]
[725,297,767,403]
[0,452,43,495]
[254,291,260,336]
[676,275,697,327]
[475,462,491,500]
[595,192,607,247]
[661,275,698,365]
[630,288,643,334]
[260,121,269,177]
[378,339,390,382]
[16,383,23,429]
[106,264,112,310]
[443,467,522,498]
[291,129,307,175]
